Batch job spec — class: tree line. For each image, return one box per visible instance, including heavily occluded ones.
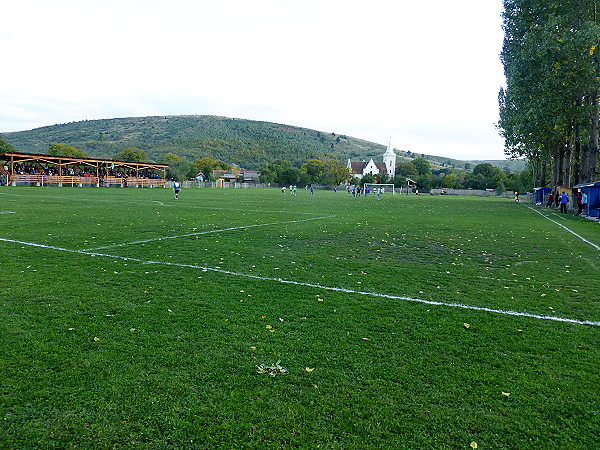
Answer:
[257,157,530,192]
[0,134,531,191]
[498,0,599,187]
[392,158,530,192]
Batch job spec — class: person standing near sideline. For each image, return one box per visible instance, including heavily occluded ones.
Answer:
[173,180,181,199]
[581,191,588,216]
[559,191,569,214]
[576,190,583,215]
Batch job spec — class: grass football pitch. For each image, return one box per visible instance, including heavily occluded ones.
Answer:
[1,187,598,448]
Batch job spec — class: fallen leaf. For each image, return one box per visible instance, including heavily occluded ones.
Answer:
[305,367,314,372]
[362,337,371,341]
[502,391,510,397]
[463,323,471,329]
[93,337,100,342]
[269,329,276,333]
[250,346,257,350]
[265,325,273,329]
[67,328,75,331]
[317,298,324,302]
[470,442,478,449]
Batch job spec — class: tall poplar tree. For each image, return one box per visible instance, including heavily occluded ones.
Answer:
[498,0,600,186]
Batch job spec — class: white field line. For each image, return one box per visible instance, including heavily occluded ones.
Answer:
[526,205,600,251]
[81,215,336,251]
[0,211,16,214]
[2,236,599,327]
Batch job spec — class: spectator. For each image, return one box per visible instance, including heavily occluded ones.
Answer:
[581,191,588,216]
[559,191,569,214]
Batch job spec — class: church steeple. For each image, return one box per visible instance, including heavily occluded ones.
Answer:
[383,138,396,178]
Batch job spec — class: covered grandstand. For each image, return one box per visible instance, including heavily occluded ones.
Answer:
[0,152,167,188]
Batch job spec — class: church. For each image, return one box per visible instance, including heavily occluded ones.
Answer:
[347,140,396,181]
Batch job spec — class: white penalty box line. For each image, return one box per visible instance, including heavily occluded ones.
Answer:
[2,236,599,327]
[81,215,336,251]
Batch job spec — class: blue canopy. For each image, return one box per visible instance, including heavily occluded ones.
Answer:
[533,187,552,204]
[572,181,600,217]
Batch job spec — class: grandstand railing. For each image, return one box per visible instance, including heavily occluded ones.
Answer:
[10,174,166,188]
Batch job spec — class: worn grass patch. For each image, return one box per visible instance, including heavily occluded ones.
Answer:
[1,187,598,448]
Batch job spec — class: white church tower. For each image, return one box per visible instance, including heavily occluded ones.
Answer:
[383,138,396,178]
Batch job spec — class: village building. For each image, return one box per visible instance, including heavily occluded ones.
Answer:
[211,168,261,186]
[347,140,396,181]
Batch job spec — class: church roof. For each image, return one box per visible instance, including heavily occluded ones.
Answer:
[383,140,396,156]
[349,161,367,174]
[373,162,387,173]
[348,160,387,175]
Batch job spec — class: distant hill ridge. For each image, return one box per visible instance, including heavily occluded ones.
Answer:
[2,115,526,172]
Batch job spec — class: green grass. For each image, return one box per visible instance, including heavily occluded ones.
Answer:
[1,187,598,449]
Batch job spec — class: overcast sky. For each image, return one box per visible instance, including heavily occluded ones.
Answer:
[1,0,508,160]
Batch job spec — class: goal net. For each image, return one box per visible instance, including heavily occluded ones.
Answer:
[364,183,395,195]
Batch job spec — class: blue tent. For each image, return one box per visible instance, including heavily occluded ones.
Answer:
[533,187,552,204]
[572,181,600,217]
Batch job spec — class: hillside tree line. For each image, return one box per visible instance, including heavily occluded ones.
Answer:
[0,134,531,191]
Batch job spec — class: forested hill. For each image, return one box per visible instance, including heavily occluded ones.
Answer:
[3,116,387,169]
[2,115,526,172]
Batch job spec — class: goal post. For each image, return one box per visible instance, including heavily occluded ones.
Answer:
[364,183,396,195]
